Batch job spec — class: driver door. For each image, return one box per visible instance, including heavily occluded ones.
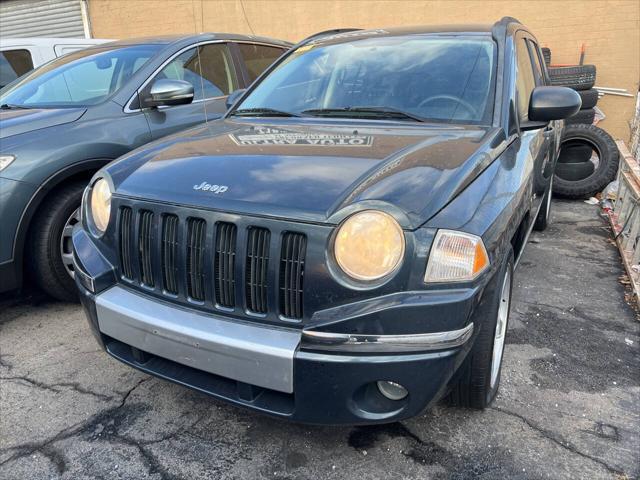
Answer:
[140,42,239,139]
[515,33,551,210]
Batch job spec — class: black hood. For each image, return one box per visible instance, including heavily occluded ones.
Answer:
[0,107,86,138]
[108,119,505,229]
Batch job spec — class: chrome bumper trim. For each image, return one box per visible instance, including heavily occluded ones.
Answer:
[72,251,95,293]
[95,286,300,393]
[301,323,474,352]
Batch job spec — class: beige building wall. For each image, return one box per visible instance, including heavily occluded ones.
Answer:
[88,0,639,141]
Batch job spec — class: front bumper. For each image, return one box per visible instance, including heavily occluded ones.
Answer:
[73,226,481,424]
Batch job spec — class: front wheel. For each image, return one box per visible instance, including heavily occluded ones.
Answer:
[533,177,553,231]
[448,248,514,409]
[28,182,85,302]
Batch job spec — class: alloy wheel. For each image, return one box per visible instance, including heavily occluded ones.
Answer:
[490,268,511,389]
[60,208,80,279]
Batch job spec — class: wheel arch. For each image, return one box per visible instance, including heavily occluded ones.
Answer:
[510,210,530,261]
[12,158,112,285]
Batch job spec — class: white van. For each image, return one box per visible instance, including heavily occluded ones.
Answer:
[0,37,111,88]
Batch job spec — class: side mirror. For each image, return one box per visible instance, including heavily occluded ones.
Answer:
[144,79,194,108]
[226,88,246,110]
[528,86,581,122]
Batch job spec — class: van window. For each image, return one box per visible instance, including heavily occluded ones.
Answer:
[0,49,34,88]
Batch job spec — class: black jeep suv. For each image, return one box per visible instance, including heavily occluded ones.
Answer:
[73,18,580,424]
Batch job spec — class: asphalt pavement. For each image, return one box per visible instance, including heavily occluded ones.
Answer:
[0,200,638,480]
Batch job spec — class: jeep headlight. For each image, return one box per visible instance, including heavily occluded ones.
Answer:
[90,178,112,234]
[334,210,405,281]
[424,230,489,282]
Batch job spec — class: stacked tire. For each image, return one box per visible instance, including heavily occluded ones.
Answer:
[544,48,598,125]
[543,48,619,199]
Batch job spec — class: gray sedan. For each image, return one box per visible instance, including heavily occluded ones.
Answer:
[0,33,291,300]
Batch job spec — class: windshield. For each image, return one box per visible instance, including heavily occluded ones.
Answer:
[0,44,161,108]
[234,35,496,124]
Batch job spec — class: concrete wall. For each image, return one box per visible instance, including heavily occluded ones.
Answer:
[88,0,640,141]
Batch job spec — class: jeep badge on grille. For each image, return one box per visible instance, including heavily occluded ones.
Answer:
[193,182,228,194]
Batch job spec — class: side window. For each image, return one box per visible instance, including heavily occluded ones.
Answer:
[515,37,537,122]
[527,40,546,86]
[153,44,238,101]
[237,44,286,83]
[22,56,119,104]
[0,49,34,88]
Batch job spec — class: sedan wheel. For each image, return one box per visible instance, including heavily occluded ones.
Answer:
[60,208,80,278]
[29,182,85,302]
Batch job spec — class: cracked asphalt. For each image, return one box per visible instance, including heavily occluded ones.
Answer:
[1,200,639,480]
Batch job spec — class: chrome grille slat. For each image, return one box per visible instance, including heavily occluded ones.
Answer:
[246,227,270,314]
[215,222,237,308]
[161,215,179,294]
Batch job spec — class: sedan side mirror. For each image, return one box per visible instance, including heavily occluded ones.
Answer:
[528,86,582,122]
[226,88,246,110]
[144,79,194,108]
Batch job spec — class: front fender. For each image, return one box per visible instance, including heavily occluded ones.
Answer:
[423,136,534,265]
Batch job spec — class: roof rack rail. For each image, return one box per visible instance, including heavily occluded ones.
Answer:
[495,16,522,27]
[298,28,363,45]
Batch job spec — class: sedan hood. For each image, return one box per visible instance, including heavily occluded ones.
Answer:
[109,119,505,229]
[0,107,86,139]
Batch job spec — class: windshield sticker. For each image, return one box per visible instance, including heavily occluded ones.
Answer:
[295,44,315,54]
[229,127,373,146]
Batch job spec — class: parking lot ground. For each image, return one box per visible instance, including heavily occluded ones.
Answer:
[1,199,639,480]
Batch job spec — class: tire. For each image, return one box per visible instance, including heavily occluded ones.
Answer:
[541,47,551,65]
[549,65,596,90]
[555,161,596,182]
[28,181,85,302]
[578,89,598,109]
[448,248,514,409]
[557,143,592,163]
[565,108,595,125]
[534,178,553,231]
[553,124,619,199]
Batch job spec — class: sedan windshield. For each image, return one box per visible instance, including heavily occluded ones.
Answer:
[0,44,161,108]
[234,35,496,124]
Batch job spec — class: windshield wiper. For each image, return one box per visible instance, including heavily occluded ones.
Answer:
[302,106,426,122]
[0,103,30,110]
[231,107,301,118]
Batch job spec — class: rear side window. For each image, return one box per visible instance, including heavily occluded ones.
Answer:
[154,44,238,100]
[515,38,537,122]
[237,44,285,83]
[0,49,33,88]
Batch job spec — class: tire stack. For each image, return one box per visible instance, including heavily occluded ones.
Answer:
[542,47,619,199]
[543,48,598,126]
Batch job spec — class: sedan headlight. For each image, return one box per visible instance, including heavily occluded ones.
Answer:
[334,210,405,281]
[0,155,16,171]
[89,178,112,234]
[424,230,489,283]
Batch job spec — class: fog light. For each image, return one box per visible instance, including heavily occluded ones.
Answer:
[377,381,408,400]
